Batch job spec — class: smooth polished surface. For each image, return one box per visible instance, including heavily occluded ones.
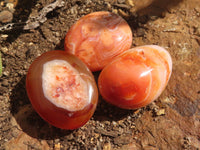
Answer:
[98,45,172,109]
[64,11,132,71]
[26,50,98,129]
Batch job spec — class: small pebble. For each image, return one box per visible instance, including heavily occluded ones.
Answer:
[5,0,18,7]
[0,10,13,23]
[54,143,61,149]
[126,0,134,7]
[106,2,112,10]
[1,34,8,38]
[156,109,165,116]
[112,121,117,126]
[118,9,129,18]
[3,70,10,76]
[127,116,131,120]
[0,1,4,6]
[1,47,8,53]
[112,9,118,14]
[6,3,15,12]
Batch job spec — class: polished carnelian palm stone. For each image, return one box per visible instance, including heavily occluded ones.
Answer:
[64,11,132,72]
[26,51,98,129]
[98,45,172,109]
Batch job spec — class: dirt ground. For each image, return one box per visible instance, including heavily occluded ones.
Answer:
[0,0,200,149]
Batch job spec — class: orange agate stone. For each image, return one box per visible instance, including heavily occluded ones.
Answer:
[26,51,98,129]
[64,11,132,72]
[98,45,172,109]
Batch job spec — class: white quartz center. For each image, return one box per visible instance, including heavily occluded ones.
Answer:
[42,59,89,111]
